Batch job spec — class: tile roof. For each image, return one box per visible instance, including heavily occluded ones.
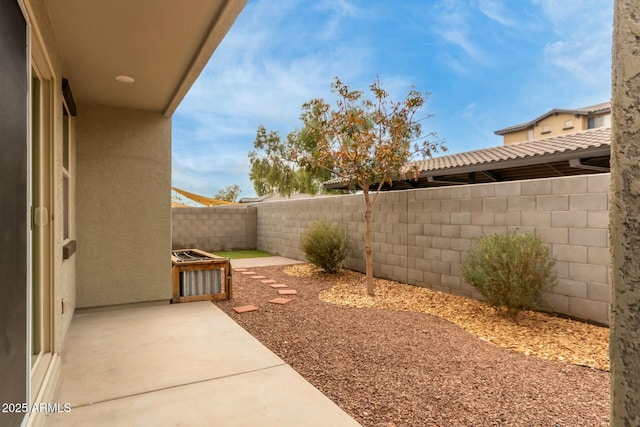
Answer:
[575,101,611,114]
[494,101,611,135]
[408,126,610,174]
[324,127,611,187]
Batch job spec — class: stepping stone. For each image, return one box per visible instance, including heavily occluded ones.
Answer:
[261,279,277,284]
[268,298,293,305]
[278,289,297,295]
[232,305,259,314]
[240,271,257,275]
[233,268,248,272]
[269,284,288,289]
[251,275,267,279]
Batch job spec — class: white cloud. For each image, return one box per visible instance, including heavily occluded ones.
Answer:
[431,1,490,67]
[461,102,477,118]
[476,0,518,28]
[532,0,612,88]
[312,0,360,40]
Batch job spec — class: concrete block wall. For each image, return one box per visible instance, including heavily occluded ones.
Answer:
[255,174,612,325]
[172,205,257,251]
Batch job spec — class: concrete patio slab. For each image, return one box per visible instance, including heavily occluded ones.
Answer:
[46,364,358,427]
[45,302,359,426]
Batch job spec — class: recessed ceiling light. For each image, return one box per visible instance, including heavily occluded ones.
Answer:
[115,75,135,84]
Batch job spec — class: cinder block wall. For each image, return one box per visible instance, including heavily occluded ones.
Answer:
[172,205,257,251]
[255,174,611,325]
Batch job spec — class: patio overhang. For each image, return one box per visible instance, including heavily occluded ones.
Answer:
[45,0,246,116]
[323,127,612,190]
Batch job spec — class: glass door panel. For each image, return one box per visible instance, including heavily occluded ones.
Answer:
[31,74,42,367]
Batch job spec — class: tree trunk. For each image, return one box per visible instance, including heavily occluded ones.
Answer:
[611,1,640,425]
[363,189,375,296]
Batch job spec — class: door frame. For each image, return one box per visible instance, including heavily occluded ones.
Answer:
[23,0,58,413]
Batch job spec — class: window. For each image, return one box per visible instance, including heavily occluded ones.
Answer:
[563,120,573,130]
[588,115,610,129]
[61,79,77,260]
[541,124,551,134]
[63,106,69,169]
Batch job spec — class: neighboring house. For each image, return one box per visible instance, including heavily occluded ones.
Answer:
[0,1,245,426]
[494,101,611,144]
[324,127,610,191]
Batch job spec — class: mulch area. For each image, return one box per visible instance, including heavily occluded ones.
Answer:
[214,264,610,427]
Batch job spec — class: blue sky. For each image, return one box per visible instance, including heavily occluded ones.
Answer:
[172,0,613,200]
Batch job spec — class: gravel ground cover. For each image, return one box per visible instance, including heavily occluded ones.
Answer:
[215,265,610,427]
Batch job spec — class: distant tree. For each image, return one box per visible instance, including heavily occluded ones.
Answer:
[214,184,241,202]
[291,77,446,295]
[248,123,335,196]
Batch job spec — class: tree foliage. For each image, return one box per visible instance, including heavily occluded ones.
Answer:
[214,184,241,202]
[294,77,444,191]
[248,125,333,196]
[291,77,446,295]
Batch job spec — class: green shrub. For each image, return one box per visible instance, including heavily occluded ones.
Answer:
[462,232,556,316]
[300,221,349,274]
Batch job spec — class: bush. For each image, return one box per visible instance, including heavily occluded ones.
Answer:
[462,232,556,316]
[300,221,349,274]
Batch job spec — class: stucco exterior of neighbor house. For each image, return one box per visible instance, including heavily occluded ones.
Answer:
[494,101,611,144]
[0,1,246,425]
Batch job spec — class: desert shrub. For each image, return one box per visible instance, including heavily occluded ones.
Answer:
[300,221,349,274]
[462,232,556,316]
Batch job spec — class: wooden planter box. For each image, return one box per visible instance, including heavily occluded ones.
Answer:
[171,249,232,303]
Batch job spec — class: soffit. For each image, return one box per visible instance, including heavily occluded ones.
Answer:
[45,0,245,115]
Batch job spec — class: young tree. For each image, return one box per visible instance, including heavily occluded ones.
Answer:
[214,184,241,202]
[293,77,446,295]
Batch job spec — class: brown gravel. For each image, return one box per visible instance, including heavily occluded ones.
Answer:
[215,265,610,427]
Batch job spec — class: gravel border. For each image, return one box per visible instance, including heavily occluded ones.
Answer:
[216,265,609,426]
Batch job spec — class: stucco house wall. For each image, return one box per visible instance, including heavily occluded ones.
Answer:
[76,104,172,307]
[503,111,611,144]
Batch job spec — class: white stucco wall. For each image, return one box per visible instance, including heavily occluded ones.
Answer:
[75,104,172,307]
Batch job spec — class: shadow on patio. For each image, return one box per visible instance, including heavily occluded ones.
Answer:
[44,301,359,426]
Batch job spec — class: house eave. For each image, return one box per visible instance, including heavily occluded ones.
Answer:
[44,0,246,115]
